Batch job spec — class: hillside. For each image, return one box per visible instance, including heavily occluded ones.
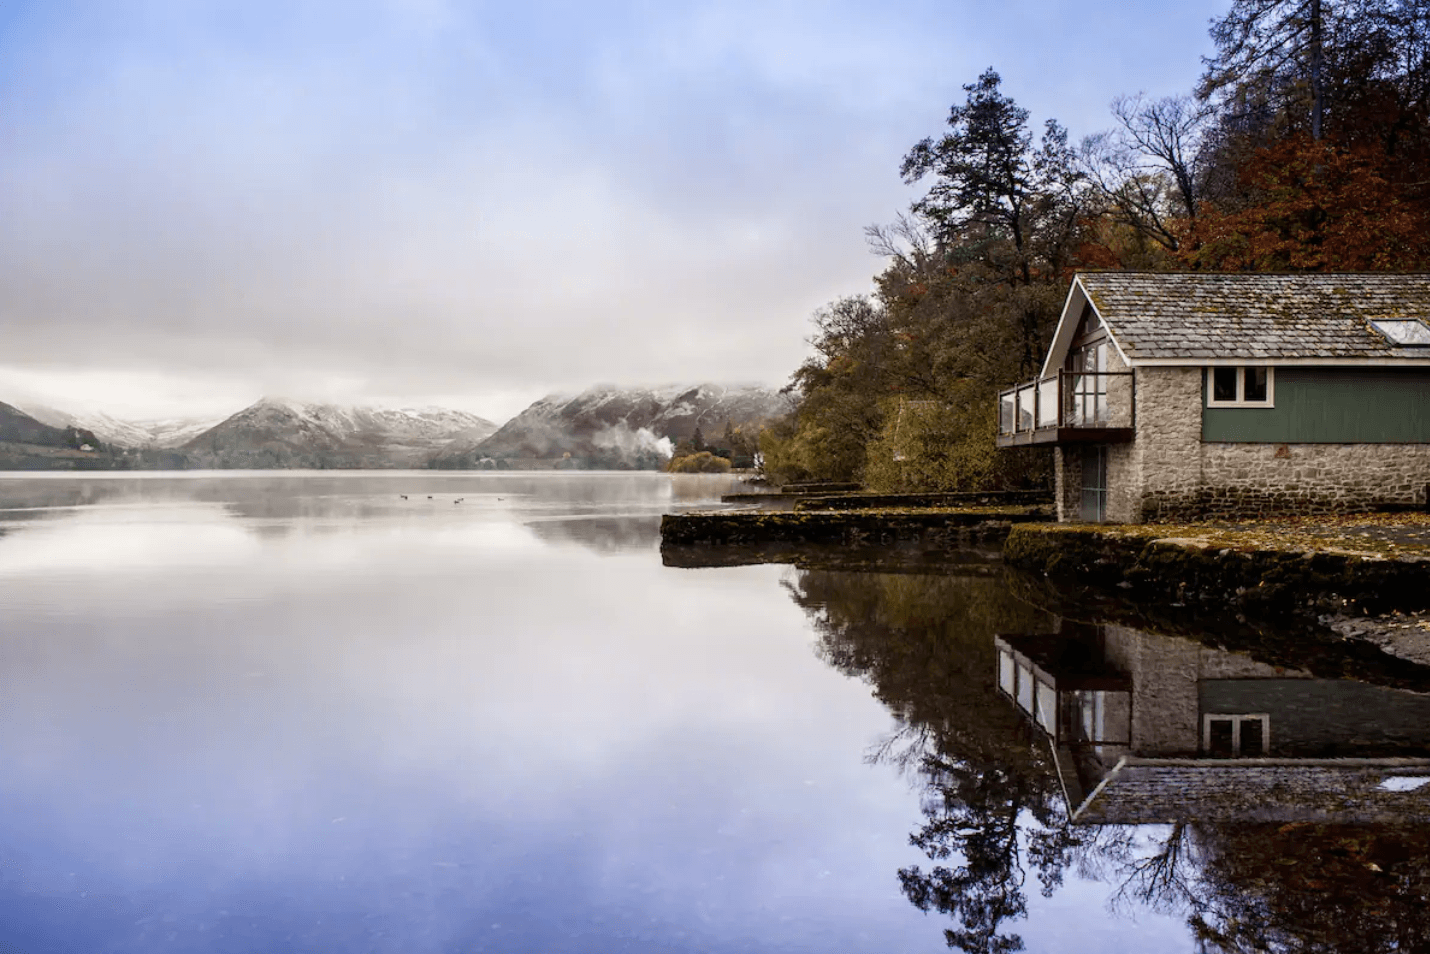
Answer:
[18,403,224,449]
[432,384,792,469]
[182,398,498,468]
[0,401,118,470]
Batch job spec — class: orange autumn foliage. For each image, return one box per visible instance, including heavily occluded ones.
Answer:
[1177,135,1430,272]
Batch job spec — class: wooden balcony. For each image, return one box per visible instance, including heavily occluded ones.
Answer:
[996,370,1135,448]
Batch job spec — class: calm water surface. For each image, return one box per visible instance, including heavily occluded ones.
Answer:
[0,472,1424,953]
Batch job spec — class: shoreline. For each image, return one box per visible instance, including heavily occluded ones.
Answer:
[660,504,1430,660]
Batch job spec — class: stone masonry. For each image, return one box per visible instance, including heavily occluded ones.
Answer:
[1187,442,1430,518]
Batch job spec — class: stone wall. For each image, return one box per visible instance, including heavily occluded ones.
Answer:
[1104,443,1139,523]
[1102,624,1200,755]
[1184,442,1430,518]
[1132,368,1205,521]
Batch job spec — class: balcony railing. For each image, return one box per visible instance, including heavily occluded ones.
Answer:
[997,370,1135,446]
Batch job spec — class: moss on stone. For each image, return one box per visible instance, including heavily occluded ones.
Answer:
[1005,516,1430,615]
[660,506,1052,547]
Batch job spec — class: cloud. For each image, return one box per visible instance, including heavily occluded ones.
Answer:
[0,0,1224,418]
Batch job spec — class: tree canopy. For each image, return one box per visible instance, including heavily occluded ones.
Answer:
[762,0,1430,491]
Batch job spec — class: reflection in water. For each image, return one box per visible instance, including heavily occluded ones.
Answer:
[0,472,949,954]
[0,469,748,511]
[526,515,664,552]
[788,571,1070,953]
[787,567,1430,953]
[0,471,745,552]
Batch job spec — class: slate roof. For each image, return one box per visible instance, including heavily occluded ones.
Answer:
[1071,757,1430,825]
[1078,272,1430,361]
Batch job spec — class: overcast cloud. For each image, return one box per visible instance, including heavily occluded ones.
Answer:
[0,0,1224,421]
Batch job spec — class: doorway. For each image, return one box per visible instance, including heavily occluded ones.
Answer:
[1080,446,1108,522]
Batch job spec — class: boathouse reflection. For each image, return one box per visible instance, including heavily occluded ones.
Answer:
[996,622,1430,824]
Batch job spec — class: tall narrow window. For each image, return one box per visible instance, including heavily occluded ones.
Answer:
[1206,367,1274,407]
[1070,342,1108,426]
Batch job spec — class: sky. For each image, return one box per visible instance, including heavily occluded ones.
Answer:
[0,0,1227,423]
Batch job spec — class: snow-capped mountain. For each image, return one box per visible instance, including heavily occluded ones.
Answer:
[182,397,498,468]
[16,403,226,449]
[432,383,792,468]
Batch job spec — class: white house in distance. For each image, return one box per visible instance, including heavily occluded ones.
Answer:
[997,272,1430,523]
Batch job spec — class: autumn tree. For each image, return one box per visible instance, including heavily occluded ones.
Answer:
[771,295,894,483]
[1181,0,1430,269]
[765,70,1103,490]
[1180,132,1430,270]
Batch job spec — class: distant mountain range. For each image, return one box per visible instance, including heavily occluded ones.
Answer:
[432,383,794,469]
[181,398,498,468]
[19,403,223,449]
[0,384,791,471]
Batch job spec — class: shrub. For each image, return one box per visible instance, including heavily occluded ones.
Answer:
[666,451,733,474]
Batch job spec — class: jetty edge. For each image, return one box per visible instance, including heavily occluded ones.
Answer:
[659,505,1052,547]
[1003,518,1430,616]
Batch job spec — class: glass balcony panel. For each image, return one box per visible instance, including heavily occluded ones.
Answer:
[1016,385,1036,432]
[1035,680,1057,736]
[1103,372,1133,428]
[997,372,1133,438]
[1037,378,1058,427]
[1067,379,1088,426]
[1062,372,1132,429]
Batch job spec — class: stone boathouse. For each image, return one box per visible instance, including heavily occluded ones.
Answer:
[997,272,1430,522]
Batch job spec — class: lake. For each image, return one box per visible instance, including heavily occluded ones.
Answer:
[0,471,1425,953]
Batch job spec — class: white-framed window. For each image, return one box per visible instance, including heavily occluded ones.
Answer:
[1206,366,1274,407]
[1202,713,1270,757]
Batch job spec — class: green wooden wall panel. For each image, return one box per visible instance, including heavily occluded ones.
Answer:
[1201,368,1430,443]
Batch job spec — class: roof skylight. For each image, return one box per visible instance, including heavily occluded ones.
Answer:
[1370,319,1430,346]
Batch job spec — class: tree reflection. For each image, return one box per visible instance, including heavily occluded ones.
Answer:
[786,566,1430,953]
[786,569,1071,952]
[1185,824,1430,953]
